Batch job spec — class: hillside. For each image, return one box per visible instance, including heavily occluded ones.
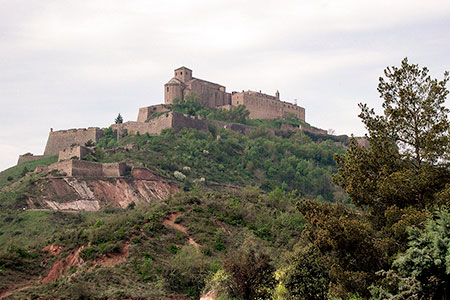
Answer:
[0,106,347,299]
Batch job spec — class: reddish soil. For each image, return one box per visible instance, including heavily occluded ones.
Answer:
[163,213,200,249]
[41,245,63,256]
[93,243,130,267]
[41,245,85,283]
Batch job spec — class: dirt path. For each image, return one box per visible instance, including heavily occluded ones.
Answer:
[163,212,200,249]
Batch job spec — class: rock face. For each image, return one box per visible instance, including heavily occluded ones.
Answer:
[28,171,178,211]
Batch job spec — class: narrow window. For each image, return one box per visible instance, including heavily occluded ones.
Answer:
[167,87,169,92]
[181,72,183,75]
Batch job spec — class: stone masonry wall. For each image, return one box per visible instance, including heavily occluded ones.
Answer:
[171,112,208,132]
[58,145,91,162]
[137,104,170,123]
[111,112,173,135]
[44,127,104,156]
[48,160,126,177]
[17,153,46,165]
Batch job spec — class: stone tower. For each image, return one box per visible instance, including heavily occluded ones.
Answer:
[174,66,192,82]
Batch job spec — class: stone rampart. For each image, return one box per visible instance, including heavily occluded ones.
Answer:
[171,112,208,132]
[112,112,208,136]
[48,160,126,177]
[58,145,91,162]
[137,104,170,123]
[17,153,46,165]
[215,121,256,135]
[44,127,104,156]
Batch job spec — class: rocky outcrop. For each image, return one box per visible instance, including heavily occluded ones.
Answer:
[28,170,178,211]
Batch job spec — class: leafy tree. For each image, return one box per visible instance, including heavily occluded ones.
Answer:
[297,199,387,298]
[393,209,450,299]
[334,58,450,221]
[223,247,275,300]
[115,113,123,124]
[280,244,329,300]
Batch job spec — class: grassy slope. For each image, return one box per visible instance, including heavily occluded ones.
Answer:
[1,188,304,299]
[0,156,57,189]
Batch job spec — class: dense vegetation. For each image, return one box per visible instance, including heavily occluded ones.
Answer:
[93,118,346,202]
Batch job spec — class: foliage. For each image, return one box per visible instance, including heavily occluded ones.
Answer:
[297,199,388,298]
[391,210,450,299]
[278,244,329,300]
[223,246,275,300]
[115,113,123,124]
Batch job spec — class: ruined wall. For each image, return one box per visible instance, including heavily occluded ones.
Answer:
[48,160,126,177]
[17,153,46,165]
[137,104,170,123]
[44,128,104,156]
[58,146,91,162]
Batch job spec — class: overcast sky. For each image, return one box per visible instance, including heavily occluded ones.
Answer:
[1,0,449,171]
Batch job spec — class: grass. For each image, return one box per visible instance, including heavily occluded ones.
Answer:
[0,156,57,189]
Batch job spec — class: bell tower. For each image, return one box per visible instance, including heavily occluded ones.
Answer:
[174,66,192,82]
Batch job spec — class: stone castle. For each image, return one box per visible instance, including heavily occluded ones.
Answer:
[18,67,317,169]
[164,67,305,120]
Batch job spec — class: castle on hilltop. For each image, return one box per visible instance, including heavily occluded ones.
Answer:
[18,66,317,167]
[164,67,305,121]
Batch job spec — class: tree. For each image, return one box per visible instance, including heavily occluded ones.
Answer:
[361,58,449,167]
[280,244,329,300]
[223,247,275,300]
[115,113,123,124]
[334,59,450,217]
[393,209,450,299]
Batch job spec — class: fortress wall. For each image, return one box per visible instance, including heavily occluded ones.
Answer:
[102,162,127,177]
[235,93,282,119]
[48,160,126,177]
[171,112,208,132]
[44,128,104,156]
[137,105,170,122]
[48,160,74,176]
[112,113,173,135]
[58,146,91,162]
[282,103,305,122]
[71,160,103,177]
[17,154,46,165]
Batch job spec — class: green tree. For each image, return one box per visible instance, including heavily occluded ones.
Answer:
[280,244,329,300]
[393,209,450,299]
[115,113,123,124]
[223,247,275,300]
[334,58,450,219]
